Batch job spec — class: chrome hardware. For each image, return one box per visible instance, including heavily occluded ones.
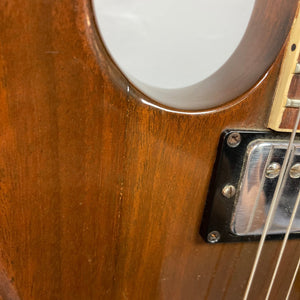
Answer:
[265,162,281,179]
[200,130,300,243]
[227,132,241,148]
[232,139,300,236]
[222,184,236,198]
[286,98,300,108]
[290,163,300,179]
[207,231,221,243]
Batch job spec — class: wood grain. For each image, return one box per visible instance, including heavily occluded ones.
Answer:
[288,75,300,99]
[0,0,298,299]
[280,108,300,130]
[279,75,300,130]
[267,0,300,132]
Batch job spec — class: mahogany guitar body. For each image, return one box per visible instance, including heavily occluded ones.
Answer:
[0,1,299,299]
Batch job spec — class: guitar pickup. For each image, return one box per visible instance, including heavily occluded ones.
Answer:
[200,130,300,243]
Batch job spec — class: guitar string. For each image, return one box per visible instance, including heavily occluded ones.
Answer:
[265,188,300,299]
[244,153,294,299]
[245,146,275,234]
[285,256,300,300]
[243,107,300,300]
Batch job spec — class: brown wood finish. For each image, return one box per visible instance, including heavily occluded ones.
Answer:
[280,108,300,130]
[267,1,300,133]
[280,74,300,130]
[0,1,299,299]
[288,75,300,99]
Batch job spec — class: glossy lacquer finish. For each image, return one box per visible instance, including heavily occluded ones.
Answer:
[0,0,299,299]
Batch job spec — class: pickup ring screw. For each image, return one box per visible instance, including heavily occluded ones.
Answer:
[207,231,220,243]
[227,132,241,148]
[222,184,236,198]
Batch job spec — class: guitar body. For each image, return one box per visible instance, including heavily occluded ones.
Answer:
[0,1,299,299]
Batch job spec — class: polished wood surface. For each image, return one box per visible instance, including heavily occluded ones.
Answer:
[280,108,300,130]
[0,0,299,299]
[268,1,300,132]
[288,75,300,98]
[280,75,300,131]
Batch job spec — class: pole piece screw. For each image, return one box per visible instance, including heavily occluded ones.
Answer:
[222,184,236,199]
[227,132,241,148]
[266,162,281,179]
[290,163,300,179]
[207,231,221,243]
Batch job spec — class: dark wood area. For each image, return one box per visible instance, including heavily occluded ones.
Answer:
[280,108,300,130]
[280,75,300,130]
[0,0,298,299]
[288,75,300,99]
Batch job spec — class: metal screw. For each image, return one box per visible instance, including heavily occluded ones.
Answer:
[207,231,220,243]
[265,162,281,179]
[222,184,236,198]
[290,163,300,179]
[227,132,241,148]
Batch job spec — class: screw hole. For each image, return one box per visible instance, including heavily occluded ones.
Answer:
[291,44,296,51]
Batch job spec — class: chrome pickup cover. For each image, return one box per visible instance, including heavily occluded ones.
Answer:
[200,130,300,243]
[233,140,300,236]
